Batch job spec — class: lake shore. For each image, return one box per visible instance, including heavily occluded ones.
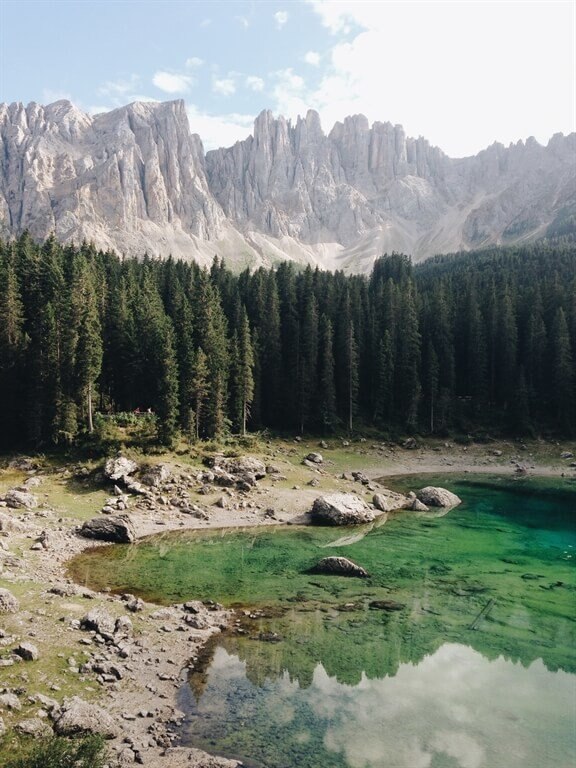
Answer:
[0,437,574,767]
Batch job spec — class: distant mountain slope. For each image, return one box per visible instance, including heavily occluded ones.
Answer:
[1,99,574,272]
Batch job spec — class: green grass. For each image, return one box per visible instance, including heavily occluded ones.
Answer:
[3,734,107,768]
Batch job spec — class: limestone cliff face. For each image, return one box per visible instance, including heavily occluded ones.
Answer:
[0,99,574,272]
[0,99,224,264]
[206,109,575,266]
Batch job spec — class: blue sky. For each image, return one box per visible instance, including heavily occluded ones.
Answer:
[1,1,574,156]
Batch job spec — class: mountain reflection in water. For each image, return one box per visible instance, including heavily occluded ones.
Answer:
[67,475,576,767]
[180,642,574,768]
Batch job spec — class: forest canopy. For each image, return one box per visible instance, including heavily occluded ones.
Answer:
[0,234,574,449]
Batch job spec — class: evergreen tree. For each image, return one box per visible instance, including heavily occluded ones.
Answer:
[190,348,210,441]
[317,314,338,431]
[230,308,255,436]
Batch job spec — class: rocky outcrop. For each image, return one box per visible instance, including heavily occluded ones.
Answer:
[310,556,369,578]
[0,588,19,612]
[0,99,225,266]
[2,489,38,509]
[0,511,28,532]
[104,455,138,482]
[52,696,119,738]
[13,642,40,661]
[311,494,375,526]
[417,486,462,508]
[1,99,574,271]
[79,514,136,543]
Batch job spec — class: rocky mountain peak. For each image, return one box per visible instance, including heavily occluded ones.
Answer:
[0,99,574,272]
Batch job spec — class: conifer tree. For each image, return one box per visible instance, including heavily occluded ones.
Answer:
[231,308,255,436]
[318,314,337,431]
[550,307,574,430]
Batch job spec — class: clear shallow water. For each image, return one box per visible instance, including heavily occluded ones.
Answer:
[68,475,576,768]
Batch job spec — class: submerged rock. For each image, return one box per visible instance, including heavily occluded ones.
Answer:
[310,556,369,578]
[311,494,375,526]
[417,486,462,508]
[79,514,136,543]
[369,599,406,611]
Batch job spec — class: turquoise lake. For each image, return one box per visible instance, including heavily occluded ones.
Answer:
[68,474,576,768]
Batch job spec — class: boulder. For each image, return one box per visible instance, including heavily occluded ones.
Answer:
[79,514,136,543]
[0,693,21,710]
[104,456,138,482]
[373,490,410,513]
[311,494,375,526]
[81,608,117,640]
[0,588,19,613]
[8,457,39,472]
[310,556,369,578]
[351,471,370,485]
[410,498,430,512]
[561,451,574,459]
[3,489,38,509]
[227,456,266,478]
[417,486,462,508]
[52,696,119,738]
[14,642,39,661]
[141,463,171,487]
[114,615,133,639]
[15,717,52,738]
[0,511,27,532]
[304,452,323,464]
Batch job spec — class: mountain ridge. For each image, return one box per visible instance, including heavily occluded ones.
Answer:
[1,98,574,272]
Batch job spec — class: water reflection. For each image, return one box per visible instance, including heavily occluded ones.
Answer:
[181,643,575,768]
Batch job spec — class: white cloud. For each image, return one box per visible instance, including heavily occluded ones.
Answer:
[98,74,142,98]
[303,51,321,66]
[213,78,236,97]
[199,18,211,28]
[306,0,360,33]
[245,76,265,92]
[152,71,194,94]
[42,88,72,104]
[294,0,576,157]
[185,57,204,69]
[274,10,289,29]
[236,15,250,29]
[186,105,254,150]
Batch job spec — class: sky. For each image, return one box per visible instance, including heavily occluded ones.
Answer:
[0,0,574,157]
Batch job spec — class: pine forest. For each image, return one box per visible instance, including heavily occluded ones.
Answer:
[0,233,574,450]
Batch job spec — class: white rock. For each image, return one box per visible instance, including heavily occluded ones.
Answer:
[417,486,462,508]
[311,494,374,526]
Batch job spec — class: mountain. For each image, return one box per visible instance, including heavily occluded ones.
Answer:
[1,99,574,272]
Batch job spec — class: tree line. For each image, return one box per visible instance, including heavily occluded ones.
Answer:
[0,233,574,449]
